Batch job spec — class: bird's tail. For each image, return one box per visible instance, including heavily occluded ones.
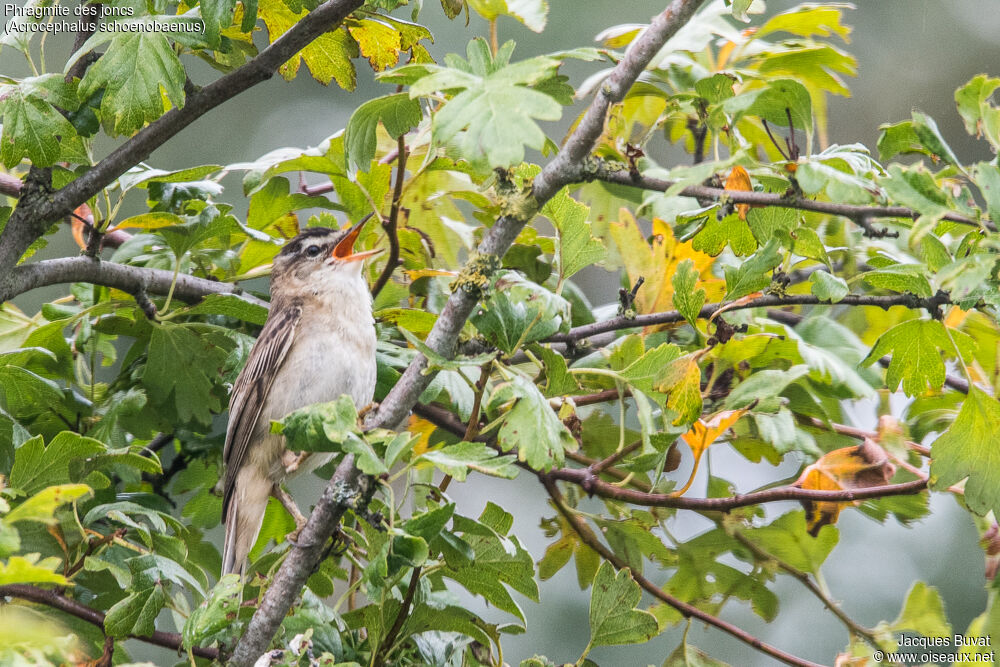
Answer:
[222,468,271,576]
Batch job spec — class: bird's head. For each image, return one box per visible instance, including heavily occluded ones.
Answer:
[270,217,383,296]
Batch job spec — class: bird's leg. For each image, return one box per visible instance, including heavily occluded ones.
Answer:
[271,483,309,541]
[282,450,310,474]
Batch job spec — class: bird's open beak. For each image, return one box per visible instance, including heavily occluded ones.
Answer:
[332,214,384,262]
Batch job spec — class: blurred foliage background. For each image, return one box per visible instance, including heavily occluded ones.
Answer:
[3,0,1000,663]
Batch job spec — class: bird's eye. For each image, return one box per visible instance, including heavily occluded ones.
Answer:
[305,245,322,257]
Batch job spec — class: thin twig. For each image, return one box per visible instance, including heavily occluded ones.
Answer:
[372,566,421,667]
[728,530,880,648]
[586,166,990,231]
[548,292,954,344]
[0,584,219,659]
[541,478,825,667]
[371,135,407,299]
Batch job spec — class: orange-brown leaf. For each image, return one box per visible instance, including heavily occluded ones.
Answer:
[725,165,752,220]
[672,409,747,496]
[795,438,896,535]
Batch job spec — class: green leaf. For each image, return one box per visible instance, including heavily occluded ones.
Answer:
[104,583,166,638]
[725,366,809,410]
[693,213,757,257]
[664,641,731,667]
[0,76,86,168]
[468,0,548,32]
[444,505,538,623]
[0,554,68,586]
[890,581,951,638]
[971,162,1000,224]
[955,74,1000,150]
[726,79,812,137]
[142,323,231,428]
[861,319,964,396]
[276,395,359,453]
[345,93,423,171]
[199,0,236,47]
[810,270,848,303]
[746,206,796,245]
[0,365,64,417]
[401,39,564,167]
[471,270,571,354]
[911,110,962,168]
[182,294,269,325]
[4,484,92,525]
[881,164,953,219]
[487,374,577,470]
[742,511,837,574]
[183,574,242,650]
[543,188,606,283]
[877,120,928,162]
[420,442,519,482]
[9,433,104,495]
[930,388,1000,517]
[78,32,186,136]
[588,561,658,647]
[723,239,782,299]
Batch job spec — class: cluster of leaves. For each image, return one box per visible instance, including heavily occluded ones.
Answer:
[3,0,1000,665]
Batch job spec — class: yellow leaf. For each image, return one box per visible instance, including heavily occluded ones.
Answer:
[725,166,753,220]
[673,409,746,496]
[609,210,716,322]
[348,18,402,72]
[407,416,439,457]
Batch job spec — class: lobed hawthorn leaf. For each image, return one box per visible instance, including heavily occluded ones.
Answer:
[141,322,232,428]
[471,270,571,354]
[348,17,403,71]
[890,581,951,639]
[0,75,87,169]
[9,433,104,495]
[397,38,565,168]
[588,561,658,647]
[742,510,838,575]
[487,374,576,471]
[930,387,1000,517]
[420,441,519,482]
[542,188,606,283]
[862,319,971,397]
[78,32,186,136]
[259,0,357,88]
[469,0,548,32]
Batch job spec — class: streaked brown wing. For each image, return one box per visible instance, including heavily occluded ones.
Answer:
[222,303,301,516]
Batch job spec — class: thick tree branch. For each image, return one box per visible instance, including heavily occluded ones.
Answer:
[234,2,708,660]
[0,173,21,198]
[0,584,219,660]
[368,0,708,431]
[0,0,365,283]
[2,256,269,307]
[548,291,955,343]
[586,166,993,232]
[541,477,825,667]
[229,455,371,667]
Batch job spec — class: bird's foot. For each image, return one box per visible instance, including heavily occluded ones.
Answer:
[357,401,379,421]
[282,450,310,475]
